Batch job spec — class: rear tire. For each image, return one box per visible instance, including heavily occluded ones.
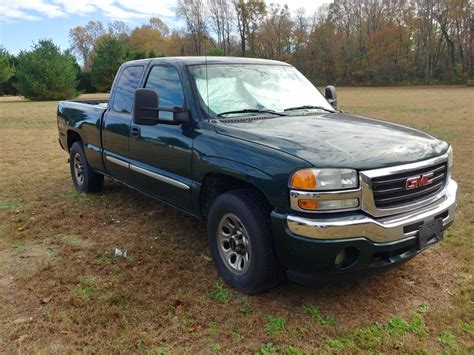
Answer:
[207,189,284,294]
[69,141,104,193]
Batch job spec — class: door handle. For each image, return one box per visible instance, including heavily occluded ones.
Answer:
[131,126,141,137]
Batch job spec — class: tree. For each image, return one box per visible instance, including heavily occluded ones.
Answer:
[69,21,107,71]
[129,18,169,56]
[15,40,78,100]
[234,0,266,55]
[177,0,208,55]
[90,36,129,92]
[0,47,15,84]
[208,0,234,54]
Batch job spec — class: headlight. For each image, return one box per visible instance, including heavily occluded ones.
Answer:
[290,168,358,190]
[447,146,453,169]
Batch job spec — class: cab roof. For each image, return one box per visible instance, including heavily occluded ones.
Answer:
[124,56,292,67]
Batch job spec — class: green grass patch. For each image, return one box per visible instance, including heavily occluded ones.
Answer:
[259,342,279,354]
[73,275,97,301]
[324,312,428,351]
[0,200,22,211]
[209,281,231,303]
[11,239,23,251]
[265,315,286,335]
[303,305,336,326]
[438,331,456,347]
[95,251,114,265]
[239,306,253,315]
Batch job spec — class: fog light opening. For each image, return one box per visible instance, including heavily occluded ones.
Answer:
[335,247,359,269]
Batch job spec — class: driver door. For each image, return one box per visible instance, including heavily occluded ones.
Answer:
[128,65,194,212]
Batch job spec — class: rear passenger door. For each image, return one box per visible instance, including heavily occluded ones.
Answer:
[128,65,194,212]
[102,65,144,183]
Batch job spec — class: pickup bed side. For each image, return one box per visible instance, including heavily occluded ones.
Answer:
[58,100,107,173]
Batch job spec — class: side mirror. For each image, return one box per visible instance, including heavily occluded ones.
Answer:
[133,88,160,125]
[133,88,190,125]
[325,85,337,109]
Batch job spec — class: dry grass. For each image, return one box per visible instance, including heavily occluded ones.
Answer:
[0,87,473,353]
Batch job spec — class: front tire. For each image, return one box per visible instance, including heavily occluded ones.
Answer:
[69,141,104,193]
[207,189,284,294]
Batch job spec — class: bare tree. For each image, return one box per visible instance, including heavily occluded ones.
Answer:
[208,0,234,54]
[177,0,208,55]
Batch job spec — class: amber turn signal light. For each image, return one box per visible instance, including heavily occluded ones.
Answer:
[298,199,318,210]
[290,169,317,190]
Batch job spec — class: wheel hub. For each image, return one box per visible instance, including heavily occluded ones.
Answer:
[73,153,84,185]
[229,232,247,254]
[217,213,251,275]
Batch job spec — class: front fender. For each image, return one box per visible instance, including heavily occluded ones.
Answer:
[192,128,312,214]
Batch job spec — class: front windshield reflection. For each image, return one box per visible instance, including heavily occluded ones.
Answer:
[189,64,334,117]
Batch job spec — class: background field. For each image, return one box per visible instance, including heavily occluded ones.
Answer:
[0,87,472,353]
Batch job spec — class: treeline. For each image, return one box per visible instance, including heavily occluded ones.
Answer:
[0,0,471,99]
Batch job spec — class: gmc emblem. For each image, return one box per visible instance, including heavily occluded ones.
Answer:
[405,172,434,190]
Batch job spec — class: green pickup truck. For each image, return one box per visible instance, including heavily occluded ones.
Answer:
[57,57,458,294]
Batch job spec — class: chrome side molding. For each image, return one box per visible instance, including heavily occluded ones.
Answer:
[105,155,190,190]
[129,164,190,190]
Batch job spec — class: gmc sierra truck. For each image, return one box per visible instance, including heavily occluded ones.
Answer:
[57,57,458,294]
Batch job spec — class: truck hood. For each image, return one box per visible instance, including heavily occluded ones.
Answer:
[214,113,449,170]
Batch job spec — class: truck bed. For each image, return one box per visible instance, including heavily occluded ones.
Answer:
[64,98,108,109]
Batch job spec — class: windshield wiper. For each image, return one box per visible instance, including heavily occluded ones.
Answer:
[284,105,335,113]
[217,109,287,117]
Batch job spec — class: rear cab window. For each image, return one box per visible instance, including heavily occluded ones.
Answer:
[112,65,145,114]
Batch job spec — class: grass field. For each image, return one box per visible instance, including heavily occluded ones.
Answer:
[0,87,473,353]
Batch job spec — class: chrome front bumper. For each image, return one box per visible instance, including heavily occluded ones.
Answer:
[287,178,458,243]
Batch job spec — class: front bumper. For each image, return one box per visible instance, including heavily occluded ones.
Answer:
[270,178,458,284]
[287,178,458,243]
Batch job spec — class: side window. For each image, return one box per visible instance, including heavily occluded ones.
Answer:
[145,66,185,119]
[112,66,144,114]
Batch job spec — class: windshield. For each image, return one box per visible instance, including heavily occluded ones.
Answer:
[188,64,334,117]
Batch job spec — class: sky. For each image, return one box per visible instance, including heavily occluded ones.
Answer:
[0,0,333,55]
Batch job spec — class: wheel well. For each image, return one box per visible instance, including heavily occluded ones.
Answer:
[67,130,82,151]
[200,173,272,220]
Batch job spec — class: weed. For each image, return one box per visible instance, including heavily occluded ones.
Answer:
[386,316,411,336]
[285,345,305,354]
[95,251,113,265]
[74,275,97,301]
[326,337,345,350]
[416,303,430,314]
[210,281,230,303]
[438,331,456,347]
[154,346,167,355]
[12,239,23,251]
[265,315,286,335]
[211,343,222,352]
[460,321,474,333]
[303,305,336,326]
[259,342,279,354]
[239,306,253,315]
[0,201,21,210]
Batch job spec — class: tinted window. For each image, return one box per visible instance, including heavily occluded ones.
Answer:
[112,66,144,114]
[145,66,185,119]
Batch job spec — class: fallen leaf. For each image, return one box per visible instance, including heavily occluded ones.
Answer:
[187,323,202,333]
[171,299,182,308]
[41,296,52,304]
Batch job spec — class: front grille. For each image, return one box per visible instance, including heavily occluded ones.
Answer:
[371,162,447,209]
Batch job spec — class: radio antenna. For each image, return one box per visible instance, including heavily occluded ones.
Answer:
[204,40,210,121]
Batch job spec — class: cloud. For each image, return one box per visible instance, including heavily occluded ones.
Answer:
[0,0,331,24]
[0,0,178,23]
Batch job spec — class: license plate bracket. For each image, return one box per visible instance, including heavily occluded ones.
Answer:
[417,219,443,250]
